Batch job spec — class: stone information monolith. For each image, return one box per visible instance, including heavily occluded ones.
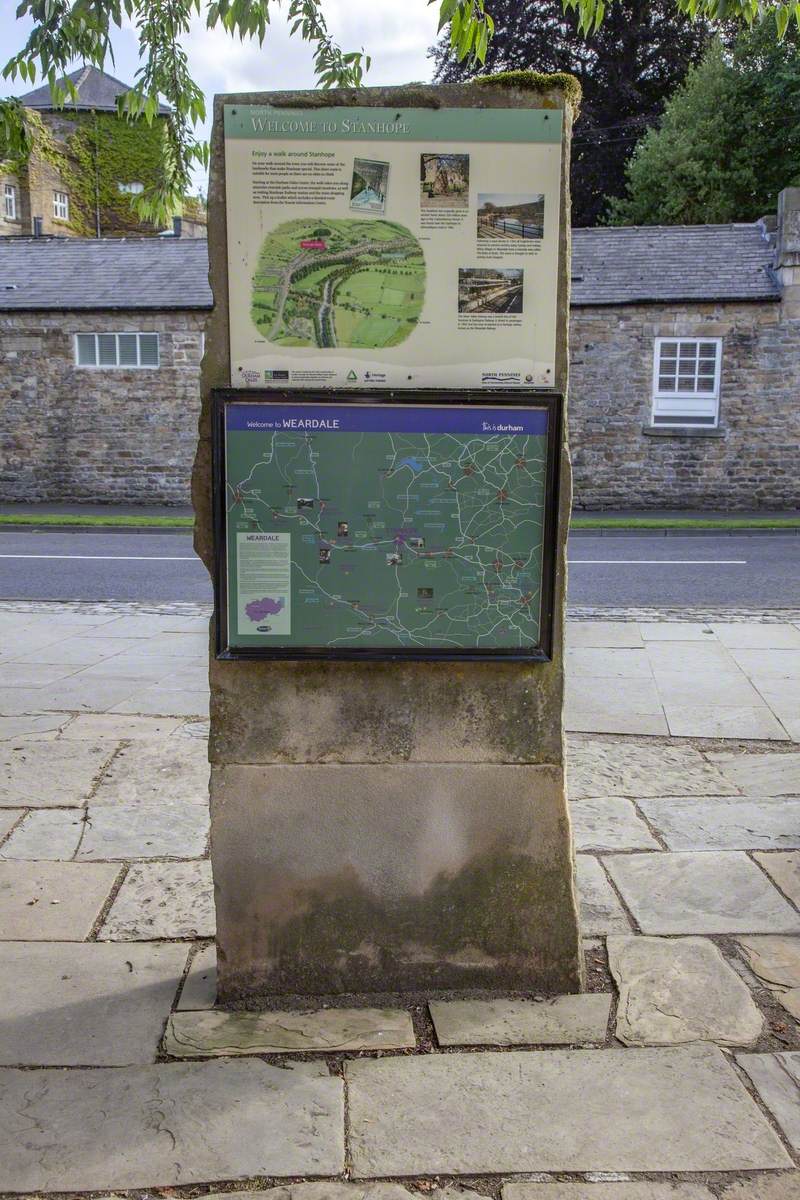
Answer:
[194,77,583,1001]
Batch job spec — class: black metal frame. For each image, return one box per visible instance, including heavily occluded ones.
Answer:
[212,388,562,662]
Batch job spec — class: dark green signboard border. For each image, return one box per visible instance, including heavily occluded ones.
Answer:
[212,389,562,663]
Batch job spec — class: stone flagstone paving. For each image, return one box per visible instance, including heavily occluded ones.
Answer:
[0,600,798,1193]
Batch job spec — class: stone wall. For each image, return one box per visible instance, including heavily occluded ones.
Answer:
[0,309,206,505]
[2,295,799,510]
[569,298,800,510]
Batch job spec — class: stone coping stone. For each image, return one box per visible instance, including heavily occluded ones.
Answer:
[98,859,214,939]
[708,751,800,796]
[178,942,217,1008]
[163,1007,415,1056]
[429,994,612,1046]
[0,941,186,1065]
[0,859,120,939]
[503,1185,715,1199]
[604,852,800,935]
[0,738,117,807]
[607,936,762,1047]
[637,796,800,851]
[345,1045,791,1176]
[737,1052,800,1153]
[0,1058,344,1191]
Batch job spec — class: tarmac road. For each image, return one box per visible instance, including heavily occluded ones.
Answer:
[0,529,798,609]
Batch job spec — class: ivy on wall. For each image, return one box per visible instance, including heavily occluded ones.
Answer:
[1,107,168,236]
[46,109,167,235]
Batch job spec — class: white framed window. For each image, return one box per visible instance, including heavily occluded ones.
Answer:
[652,337,722,427]
[3,183,16,220]
[53,190,69,220]
[74,332,160,369]
[118,181,144,195]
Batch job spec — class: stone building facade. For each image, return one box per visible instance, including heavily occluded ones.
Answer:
[569,196,800,509]
[1,190,798,510]
[1,65,206,240]
[0,239,208,504]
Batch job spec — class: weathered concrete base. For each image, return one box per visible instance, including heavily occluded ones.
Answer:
[211,762,582,1000]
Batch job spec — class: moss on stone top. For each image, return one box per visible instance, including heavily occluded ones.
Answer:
[474,70,582,114]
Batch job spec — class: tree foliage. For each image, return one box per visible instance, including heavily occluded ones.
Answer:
[608,22,800,225]
[2,0,798,228]
[432,0,712,225]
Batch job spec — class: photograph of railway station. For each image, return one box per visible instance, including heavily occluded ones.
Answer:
[350,158,390,214]
[458,267,524,314]
[477,193,545,240]
[420,153,469,208]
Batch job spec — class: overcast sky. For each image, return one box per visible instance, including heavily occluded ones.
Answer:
[4,0,443,193]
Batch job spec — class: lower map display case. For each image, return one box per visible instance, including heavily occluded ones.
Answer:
[212,389,562,661]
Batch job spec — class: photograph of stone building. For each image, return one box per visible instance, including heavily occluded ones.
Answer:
[420,153,469,208]
[458,267,524,314]
[350,158,390,214]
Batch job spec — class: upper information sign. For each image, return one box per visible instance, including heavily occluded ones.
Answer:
[224,105,562,390]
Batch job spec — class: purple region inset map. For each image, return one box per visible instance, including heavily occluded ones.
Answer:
[245,597,285,622]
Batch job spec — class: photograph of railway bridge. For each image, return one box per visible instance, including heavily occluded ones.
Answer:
[420,153,469,208]
[350,157,389,215]
[458,267,524,314]
[477,193,545,241]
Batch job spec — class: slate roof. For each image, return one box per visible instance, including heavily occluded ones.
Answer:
[0,222,780,311]
[0,238,211,310]
[571,223,779,305]
[18,65,170,115]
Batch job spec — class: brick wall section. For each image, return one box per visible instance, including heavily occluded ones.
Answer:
[569,299,800,510]
[0,309,206,505]
[1,299,798,509]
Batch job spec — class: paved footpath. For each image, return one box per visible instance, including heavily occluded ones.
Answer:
[0,600,799,1197]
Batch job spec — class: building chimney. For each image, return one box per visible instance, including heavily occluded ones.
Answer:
[33,216,43,238]
[172,215,182,238]
[776,188,800,317]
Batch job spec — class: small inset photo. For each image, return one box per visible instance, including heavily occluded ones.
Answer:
[337,521,349,537]
[417,586,434,599]
[408,536,425,549]
[420,153,469,209]
[477,193,544,241]
[297,497,314,510]
[458,267,524,315]
[350,158,390,214]
[319,546,331,564]
[386,551,403,567]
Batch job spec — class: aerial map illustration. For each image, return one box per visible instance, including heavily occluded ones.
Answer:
[250,218,425,350]
[225,404,548,652]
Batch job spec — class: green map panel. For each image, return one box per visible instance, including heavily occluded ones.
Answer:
[224,407,549,653]
[250,218,425,350]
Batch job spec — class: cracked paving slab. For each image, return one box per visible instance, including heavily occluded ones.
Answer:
[0,1058,344,1191]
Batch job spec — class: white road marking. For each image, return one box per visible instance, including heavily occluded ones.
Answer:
[0,554,198,562]
[569,559,746,565]
[0,554,747,566]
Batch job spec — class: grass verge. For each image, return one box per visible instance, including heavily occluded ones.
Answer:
[571,517,800,530]
[0,513,193,528]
